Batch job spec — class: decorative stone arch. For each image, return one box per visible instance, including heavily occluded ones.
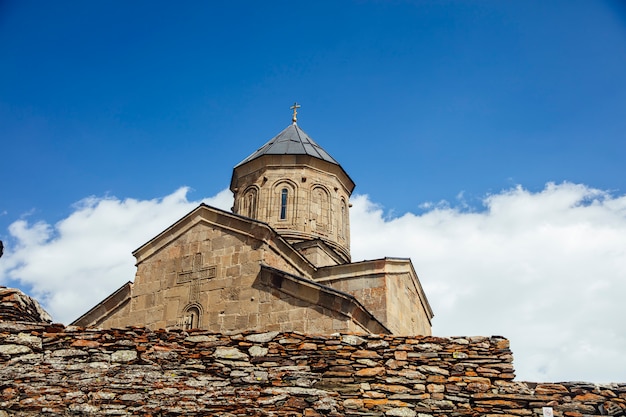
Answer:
[272,179,297,223]
[241,185,259,219]
[181,303,203,330]
[310,184,332,234]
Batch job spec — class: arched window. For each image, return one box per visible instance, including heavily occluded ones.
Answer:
[183,305,201,330]
[340,199,348,239]
[311,186,330,232]
[274,181,296,223]
[319,189,329,229]
[243,187,258,218]
[280,188,288,220]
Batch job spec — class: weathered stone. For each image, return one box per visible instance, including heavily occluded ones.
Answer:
[258,394,289,405]
[343,398,364,409]
[0,287,52,323]
[423,399,454,409]
[8,332,42,349]
[352,349,382,359]
[120,393,145,401]
[474,398,524,408]
[415,343,443,351]
[91,391,116,400]
[214,346,249,360]
[495,339,510,349]
[417,365,449,376]
[573,392,605,402]
[69,404,100,413]
[371,383,412,394]
[71,339,100,348]
[368,339,389,349]
[51,348,88,357]
[357,358,380,367]
[398,370,426,380]
[264,386,332,396]
[467,382,491,392]
[245,331,280,343]
[243,370,269,383]
[249,345,269,357]
[395,350,408,360]
[89,361,109,368]
[342,335,367,346]
[0,344,31,355]
[111,349,137,363]
[535,384,569,395]
[356,367,386,377]
[186,335,218,343]
[386,407,417,417]
[427,384,445,393]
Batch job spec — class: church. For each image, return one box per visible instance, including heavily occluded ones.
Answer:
[73,105,433,335]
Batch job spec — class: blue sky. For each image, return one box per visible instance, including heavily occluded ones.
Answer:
[2,1,625,225]
[1,1,626,382]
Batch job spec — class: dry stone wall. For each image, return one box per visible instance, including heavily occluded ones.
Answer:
[0,288,51,324]
[0,321,625,416]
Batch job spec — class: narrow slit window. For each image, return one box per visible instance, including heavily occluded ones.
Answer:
[280,188,288,220]
[341,199,348,238]
[245,189,257,218]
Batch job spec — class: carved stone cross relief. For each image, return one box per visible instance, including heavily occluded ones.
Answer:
[177,253,216,303]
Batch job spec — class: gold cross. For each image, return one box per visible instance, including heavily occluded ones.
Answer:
[290,102,301,124]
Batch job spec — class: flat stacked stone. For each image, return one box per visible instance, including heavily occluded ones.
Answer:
[1,323,624,416]
[0,287,51,323]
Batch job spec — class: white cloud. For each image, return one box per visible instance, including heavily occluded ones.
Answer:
[1,182,625,383]
[0,187,233,324]
[351,182,626,383]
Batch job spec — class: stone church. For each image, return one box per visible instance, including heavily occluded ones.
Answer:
[73,107,433,335]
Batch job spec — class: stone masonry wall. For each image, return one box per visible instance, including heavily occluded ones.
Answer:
[1,321,625,416]
[0,288,51,324]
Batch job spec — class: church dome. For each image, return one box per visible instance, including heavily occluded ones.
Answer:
[235,123,340,168]
[230,115,355,266]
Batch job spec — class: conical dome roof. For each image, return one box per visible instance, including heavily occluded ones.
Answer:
[235,124,339,167]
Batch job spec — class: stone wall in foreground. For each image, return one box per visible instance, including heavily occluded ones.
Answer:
[0,321,625,416]
[0,288,51,324]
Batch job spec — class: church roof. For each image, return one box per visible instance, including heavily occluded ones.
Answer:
[235,123,340,167]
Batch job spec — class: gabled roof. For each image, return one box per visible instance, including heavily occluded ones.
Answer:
[259,265,391,334]
[131,203,317,277]
[70,281,132,327]
[315,257,434,322]
[235,124,339,167]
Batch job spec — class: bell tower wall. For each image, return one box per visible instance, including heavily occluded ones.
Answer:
[231,154,353,265]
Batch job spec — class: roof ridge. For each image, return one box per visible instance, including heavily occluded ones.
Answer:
[235,124,339,167]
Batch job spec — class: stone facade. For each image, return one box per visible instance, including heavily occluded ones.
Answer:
[316,259,432,336]
[1,319,624,416]
[73,206,388,334]
[72,121,434,336]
